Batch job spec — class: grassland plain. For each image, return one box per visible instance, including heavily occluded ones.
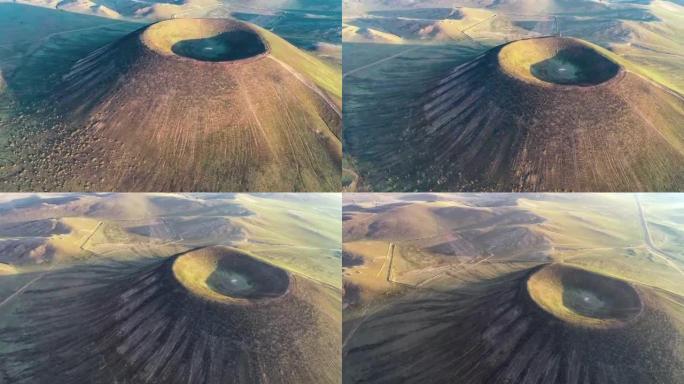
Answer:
[342,193,684,384]
[1,0,342,22]
[0,193,342,384]
[343,1,684,192]
[0,4,342,192]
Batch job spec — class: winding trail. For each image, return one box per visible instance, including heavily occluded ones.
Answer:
[635,194,684,277]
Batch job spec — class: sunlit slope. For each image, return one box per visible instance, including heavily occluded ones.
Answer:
[394,37,684,191]
[0,217,100,264]
[30,18,341,192]
[342,7,503,43]
[235,194,341,288]
[252,23,342,106]
[520,194,684,295]
[519,194,642,249]
[601,1,684,95]
[342,24,404,44]
[0,263,16,275]
[638,194,684,256]
[342,240,393,306]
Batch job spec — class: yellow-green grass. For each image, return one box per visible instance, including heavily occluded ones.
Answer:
[342,24,404,44]
[236,194,340,249]
[141,18,340,101]
[520,195,643,250]
[46,216,172,262]
[557,29,684,100]
[253,24,342,105]
[345,203,448,242]
[0,263,17,275]
[9,220,95,264]
[342,240,440,294]
[85,220,152,247]
[638,196,684,256]
[343,240,395,304]
[23,217,100,264]
[343,7,501,44]
[608,0,684,94]
[527,264,642,329]
[563,247,684,296]
[434,7,499,41]
[234,194,341,288]
[521,194,684,294]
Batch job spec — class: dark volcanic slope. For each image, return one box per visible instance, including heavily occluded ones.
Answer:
[0,247,341,384]
[29,18,342,192]
[358,36,684,192]
[343,264,684,384]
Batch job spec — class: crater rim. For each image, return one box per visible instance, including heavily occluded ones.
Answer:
[498,37,623,88]
[140,18,270,63]
[172,246,291,305]
[526,264,643,329]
